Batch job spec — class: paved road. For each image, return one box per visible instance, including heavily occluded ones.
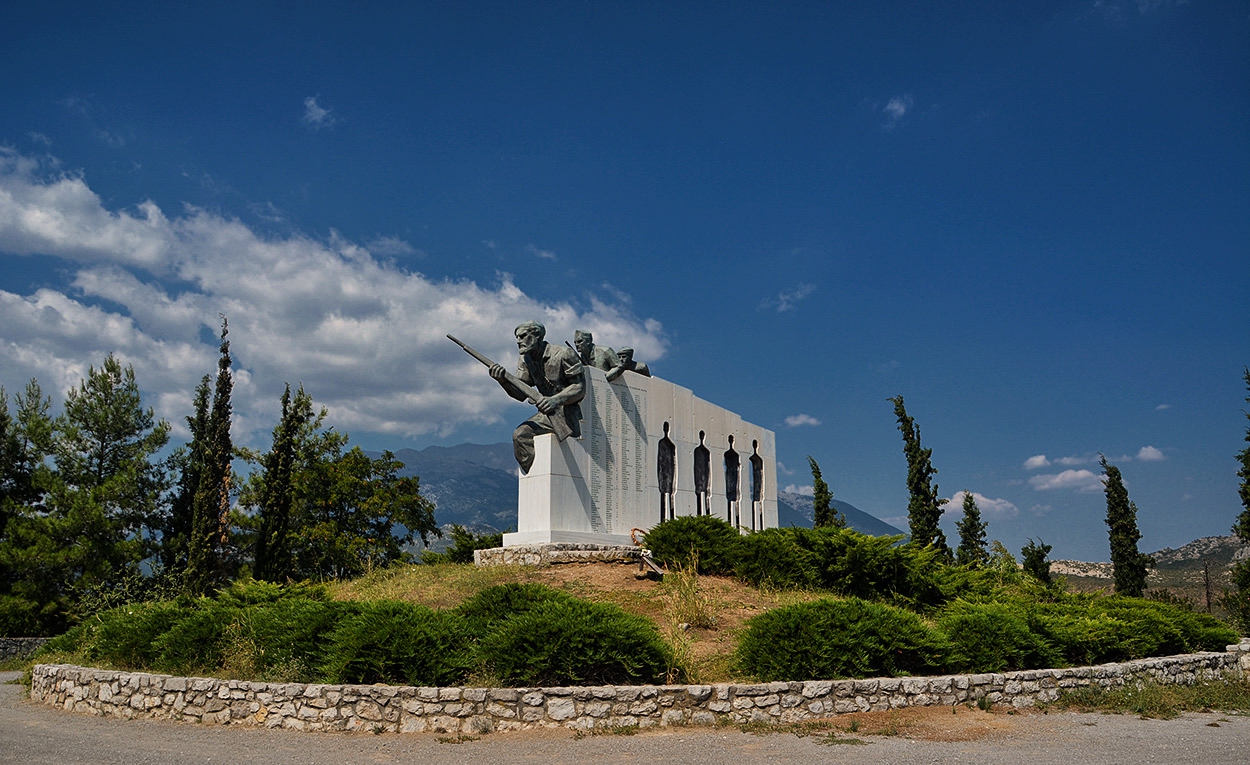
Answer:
[4,672,1250,764]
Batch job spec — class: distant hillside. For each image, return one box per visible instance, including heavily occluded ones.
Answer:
[776,490,907,537]
[380,444,907,542]
[386,443,518,533]
[1053,535,1249,609]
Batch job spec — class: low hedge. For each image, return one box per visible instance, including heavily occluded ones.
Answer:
[33,580,673,687]
[736,597,948,681]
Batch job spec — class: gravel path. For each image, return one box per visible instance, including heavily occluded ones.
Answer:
[5,671,1250,764]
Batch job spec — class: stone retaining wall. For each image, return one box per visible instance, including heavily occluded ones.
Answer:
[32,642,1250,734]
[474,543,641,567]
[0,637,50,662]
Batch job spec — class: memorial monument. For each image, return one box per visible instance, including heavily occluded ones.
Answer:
[450,323,778,549]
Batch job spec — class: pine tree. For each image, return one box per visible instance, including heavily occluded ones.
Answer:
[1101,455,1150,597]
[1,359,168,632]
[807,456,844,528]
[185,318,233,595]
[889,396,950,557]
[955,491,989,567]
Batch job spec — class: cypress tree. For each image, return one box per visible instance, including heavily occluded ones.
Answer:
[1021,538,1053,584]
[955,491,989,567]
[807,456,844,528]
[1233,368,1250,544]
[1224,368,1250,631]
[185,318,233,595]
[1101,455,1150,597]
[161,376,210,577]
[254,384,314,582]
[889,396,950,557]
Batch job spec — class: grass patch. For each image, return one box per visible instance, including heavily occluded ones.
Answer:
[329,563,536,608]
[1050,677,1250,719]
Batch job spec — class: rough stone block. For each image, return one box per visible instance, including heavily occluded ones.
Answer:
[801,680,832,699]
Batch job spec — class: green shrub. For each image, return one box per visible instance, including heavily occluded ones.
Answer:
[83,600,188,669]
[214,578,329,606]
[644,516,742,575]
[149,601,234,674]
[735,597,948,681]
[320,601,472,686]
[478,598,672,686]
[937,599,1063,672]
[454,582,578,637]
[235,599,351,680]
[1030,595,1236,665]
[734,529,819,589]
[0,593,69,638]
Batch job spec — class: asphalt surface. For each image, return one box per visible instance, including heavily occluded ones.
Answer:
[5,671,1250,764]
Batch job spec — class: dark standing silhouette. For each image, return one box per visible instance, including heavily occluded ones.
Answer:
[657,421,676,522]
[724,435,741,528]
[750,440,764,531]
[694,430,710,517]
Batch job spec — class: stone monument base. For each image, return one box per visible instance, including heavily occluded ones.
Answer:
[474,543,642,567]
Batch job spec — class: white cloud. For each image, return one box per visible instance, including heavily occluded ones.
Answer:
[1029,504,1052,517]
[784,413,821,428]
[1156,403,1171,410]
[526,244,557,261]
[759,283,816,312]
[882,94,914,130]
[302,96,336,129]
[783,484,814,497]
[1028,469,1104,493]
[948,491,1019,520]
[366,236,417,257]
[0,151,667,444]
[1023,454,1050,470]
[0,149,173,268]
[776,461,795,476]
[1055,455,1092,466]
[1136,445,1165,462]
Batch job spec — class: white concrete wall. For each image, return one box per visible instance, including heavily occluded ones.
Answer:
[504,368,777,546]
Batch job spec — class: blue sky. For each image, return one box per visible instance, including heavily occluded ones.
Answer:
[1,1,1246,562]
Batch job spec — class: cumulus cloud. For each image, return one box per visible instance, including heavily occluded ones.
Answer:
[1156,403,1171,410]
[0,151,667,444]
[1023,454,1050,470]
[1028,469,1104,493]
[882,94,914,131]
[948,491,1019,520]
[783,484,814,497]
[784,413,821,428]
[302,96,336,129]
[1136,445,1165,462]
[759,283,816,312]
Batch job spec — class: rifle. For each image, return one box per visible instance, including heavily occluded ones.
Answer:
[446,334,574,441]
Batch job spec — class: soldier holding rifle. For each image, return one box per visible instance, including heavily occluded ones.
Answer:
[448,321,584,474]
